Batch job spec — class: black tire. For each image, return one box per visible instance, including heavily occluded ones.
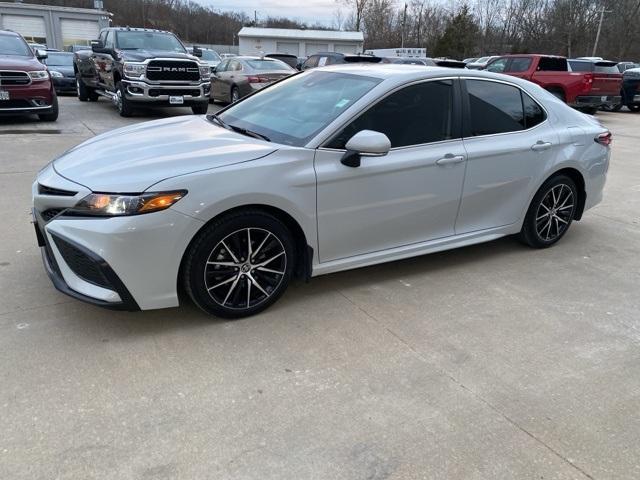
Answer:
[230,86,239,103]
[191,102,209,115]
[627,104,640,112]
[76,74,98,102]
[183,210,295,319]
[579,106,598,115]
[601,103,622,112]
[115,81,134,117]
[38,94,58,122]
[519,175,578,248]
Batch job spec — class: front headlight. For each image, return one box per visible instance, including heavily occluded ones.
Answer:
[28,70,49,81]
[199,65,210,79]
[67,190,187,217]
[123,62,146,78]
[49,70,64,78]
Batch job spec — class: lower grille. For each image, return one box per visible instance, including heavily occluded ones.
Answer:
[148,88,201,97]
[52,235,111,288]
[41,209,64,222]
[0,99,32,109]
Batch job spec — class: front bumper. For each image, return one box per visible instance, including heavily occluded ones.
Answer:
[122,79,210,104]
[573,95,621,108]
[33,166,204,310]
[0,81,55,115]
[52,76,76,93]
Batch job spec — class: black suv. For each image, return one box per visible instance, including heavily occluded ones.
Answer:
[74,27,210,116]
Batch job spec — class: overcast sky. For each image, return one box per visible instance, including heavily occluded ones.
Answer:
[197,0,356,26]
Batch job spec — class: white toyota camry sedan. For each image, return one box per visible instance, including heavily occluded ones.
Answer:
[33,65,610,318]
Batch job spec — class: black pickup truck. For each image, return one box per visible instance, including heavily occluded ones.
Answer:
[74,27,210,117]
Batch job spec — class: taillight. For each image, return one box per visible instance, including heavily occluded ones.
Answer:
[582,73,594,93]
[247,75,270,84]
[595,131,612,146]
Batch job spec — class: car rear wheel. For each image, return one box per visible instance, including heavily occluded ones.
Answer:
[76,75,98,102]
[519,175,578,248]
[627,104,640,112]
[38,94,59,122]
[230,86,239,103]
[183,211,295,319]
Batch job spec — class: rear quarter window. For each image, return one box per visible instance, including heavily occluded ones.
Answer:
[538,57,568,71]
[568,61,592,72]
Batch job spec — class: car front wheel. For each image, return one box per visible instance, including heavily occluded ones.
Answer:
[519,175,578,248]
[183,211,295,318]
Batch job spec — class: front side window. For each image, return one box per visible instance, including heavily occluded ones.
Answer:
[104,31,114,49]
[538,57,568,71]
[486,58,508,73]
[216,59,229,72]
[218,71,381,147]
[326,79,455,149]
[466,79,545,136]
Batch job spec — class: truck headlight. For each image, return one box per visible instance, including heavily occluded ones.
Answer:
[123,62,146,78]
[67,191,187,217]
[199,65,210,79]
[28,70,49,81]
[49,70,64,78]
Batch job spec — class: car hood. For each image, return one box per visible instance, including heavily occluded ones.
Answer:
[53,115,278,192]
[0,54,43,71]
[119,49,200,62]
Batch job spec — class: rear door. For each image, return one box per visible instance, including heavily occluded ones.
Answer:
[456,78,558,233]
[591,61,622,96]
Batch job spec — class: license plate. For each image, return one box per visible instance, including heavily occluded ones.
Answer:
[169,95,184,105]
[0,90,9,101]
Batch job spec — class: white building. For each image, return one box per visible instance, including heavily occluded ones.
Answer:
[238,27,364,57]
[0,1,110,49]
[365,48,427,58]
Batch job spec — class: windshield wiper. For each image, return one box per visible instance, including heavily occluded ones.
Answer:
[227,124,271,142]
[207,113,228,129]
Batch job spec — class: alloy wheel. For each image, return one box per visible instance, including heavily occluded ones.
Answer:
[203,228,287,310]
[535,184,575,241]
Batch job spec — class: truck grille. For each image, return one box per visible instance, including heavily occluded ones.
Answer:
[0,71,30,86]
[146,60,200,82]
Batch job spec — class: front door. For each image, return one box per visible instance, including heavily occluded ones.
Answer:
[315,78,467,263]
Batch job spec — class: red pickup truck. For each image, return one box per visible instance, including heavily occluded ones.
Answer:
[485,54,622,113]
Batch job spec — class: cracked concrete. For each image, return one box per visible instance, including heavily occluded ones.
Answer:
[0,97,639,479]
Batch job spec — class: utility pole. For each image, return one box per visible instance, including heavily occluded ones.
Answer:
[254,10,257,26]
[401,3,408,48]
[592,5,611,57]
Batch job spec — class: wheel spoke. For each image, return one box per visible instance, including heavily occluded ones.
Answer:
[221,240,240,263]
[246,277,252,308]
[252,232,271,260]
[249,275,269,297]
[255,266,285,275]
[222,275,242,305]
[247,228,253,259]
[208,275,237,291]
[207,261,238,267]
[555,215,568,225]
[536,212,550,222]
[557,204,574,211]
[254,251,284,268]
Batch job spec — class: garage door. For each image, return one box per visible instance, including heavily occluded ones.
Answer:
[305,43,328,56]
[276,42,299,56]
[2,15,46,44]
[334,43,357,54]
[61,19,100,47]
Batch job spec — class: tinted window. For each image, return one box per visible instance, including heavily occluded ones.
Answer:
[303,56,319,69]
[594,62,619,74]
[104,31,114,49]
[486,58,508,73]
[522,92,546,129]
[467,80,524,136]
[508,57,532,72]
[45,53,73,66]
[245,59,293,71]
[116,31,185,53]
[538,57,568,71]
[217,59,229,72]
[219,71,381,147]
[327,80,455,149]
[568,60,592,72]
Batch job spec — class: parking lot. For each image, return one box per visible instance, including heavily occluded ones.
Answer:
[1,96,639,479]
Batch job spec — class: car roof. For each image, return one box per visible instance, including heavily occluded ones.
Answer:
[0,29,21,37]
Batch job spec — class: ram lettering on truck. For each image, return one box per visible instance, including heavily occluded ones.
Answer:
[74,27,210,117]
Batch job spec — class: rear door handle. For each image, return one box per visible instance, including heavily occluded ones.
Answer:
[531,141,552,151]
[436,154,466,166]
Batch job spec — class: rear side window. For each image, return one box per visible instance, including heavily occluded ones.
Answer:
[466,80,546,136]
[327,79,456,149]
[538,57,568,71]
[594,62,619,74]
[303,56,319,69]
[486,58,508,73]
[568,60,592,72]
[508,57,532,73]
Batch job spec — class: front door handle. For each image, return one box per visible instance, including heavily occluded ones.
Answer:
[531,141,552,151]
[436,154,466,166]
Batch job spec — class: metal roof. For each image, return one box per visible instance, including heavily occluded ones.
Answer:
[0,1,109,16]
[238,27,363,43]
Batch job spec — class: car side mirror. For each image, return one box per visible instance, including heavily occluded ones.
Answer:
[211,65,217,73]
[192,46,203,57]
[91,39,105,53]
[341,130,391,168]
[35,49,47,60]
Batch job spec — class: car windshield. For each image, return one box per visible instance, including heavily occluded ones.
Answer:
[201,50,221,61]
[0,34,31,56]
[116,31,186,52]
[245,59,294,71]
[217,71,381,147]
[475,56,489,63]
[45,53,74,66]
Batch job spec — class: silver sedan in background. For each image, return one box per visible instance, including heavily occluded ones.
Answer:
[210,55,296,103]
[33,66,609,318]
